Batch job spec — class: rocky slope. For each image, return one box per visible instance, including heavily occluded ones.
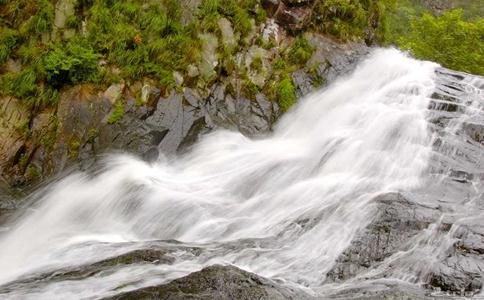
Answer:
[0,0,370,189]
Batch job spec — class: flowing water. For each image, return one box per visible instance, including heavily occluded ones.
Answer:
[0,49,482,299]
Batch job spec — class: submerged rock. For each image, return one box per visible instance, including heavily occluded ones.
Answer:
[326,192,441,283]
[108,265,306,300]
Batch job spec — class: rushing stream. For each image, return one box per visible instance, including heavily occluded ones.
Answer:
[0,49,482,299]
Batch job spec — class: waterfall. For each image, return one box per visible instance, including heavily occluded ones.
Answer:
[0,49,482,299]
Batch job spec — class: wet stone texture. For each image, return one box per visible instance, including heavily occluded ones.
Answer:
[107,265,307,300]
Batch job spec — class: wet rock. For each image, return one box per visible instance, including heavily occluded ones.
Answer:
[0,97,30,177]
[292,69,314,97]
[0,182,19,226]
[306,33,369,83]
[51,85,112,174]
[202,84,278,136]
[146,92,199,154]
[108,265,306,300]
[0,248,174,293]
[326,193,440,282]
[424,225,484,295]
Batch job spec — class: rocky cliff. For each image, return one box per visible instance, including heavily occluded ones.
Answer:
[0,0,371,190]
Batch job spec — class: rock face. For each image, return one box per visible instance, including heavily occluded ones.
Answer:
[108,265,304,300]
[263,0,314,31]
[325,193,442,281]
[0,33,368,189]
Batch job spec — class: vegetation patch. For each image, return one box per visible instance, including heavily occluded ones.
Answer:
[396,9,484,75]
[277,74,296,112]
[108,100,125,124]
[44,39,100,87]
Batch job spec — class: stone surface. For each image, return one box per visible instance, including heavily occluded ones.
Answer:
[108,265,307,300]
[0,97,30,181]
[218,18,236,49]
[199,33,219,82]
[325,192,441,283]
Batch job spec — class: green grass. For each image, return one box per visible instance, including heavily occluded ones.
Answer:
[277,74,296,112]
[108,100,125,124]
[288,37,314,65]
[0,28,18,64]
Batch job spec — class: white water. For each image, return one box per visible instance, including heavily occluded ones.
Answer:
[0,49,482,299]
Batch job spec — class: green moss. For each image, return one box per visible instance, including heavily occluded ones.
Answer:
[41,116,59,151]
[288,37,314,66]
[250,56,263,73]
[87,128,98,143]
[69,137,81,159]
[108,100,125,124]
[25,164,40,180]
[277,74,296,112]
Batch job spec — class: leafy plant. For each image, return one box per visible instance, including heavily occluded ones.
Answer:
[398,9,484,75]
[43,39,100,87]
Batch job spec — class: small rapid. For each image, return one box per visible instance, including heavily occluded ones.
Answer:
[0,49,482,299]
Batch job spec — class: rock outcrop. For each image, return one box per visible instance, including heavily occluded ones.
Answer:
[108,265,306,300]
[0,32,368,190]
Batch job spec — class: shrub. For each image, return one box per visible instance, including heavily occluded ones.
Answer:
[277,74,296,112]
[398,9,484,75]
[43,39,100,87]
[312,0,367,40]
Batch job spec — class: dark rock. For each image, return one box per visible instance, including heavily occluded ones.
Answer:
[306,34,370,83]
[262,0,280,16]
[292,70,314,98]
[424,225,484,295]
[108,265,307,300]
[282,0,314,7]
[146,92,199,154]
[274,2,312,31]
[326,192,440,282]
[0,248,174,294]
